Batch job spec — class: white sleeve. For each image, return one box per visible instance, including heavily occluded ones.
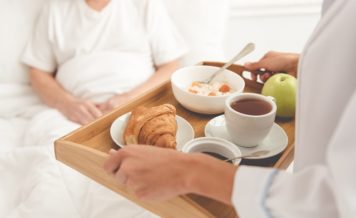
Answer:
[22,2,57,73]
[232,91,356,218]
[143,0,188,66]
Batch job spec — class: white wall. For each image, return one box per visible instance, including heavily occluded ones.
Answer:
[223,0,322,62]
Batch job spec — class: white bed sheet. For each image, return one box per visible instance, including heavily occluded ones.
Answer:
[0,118,28,151]
[0,145,157,218]
[0,101,157,218]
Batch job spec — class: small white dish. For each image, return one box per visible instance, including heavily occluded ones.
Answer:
[204,115,288,159]
[182,137,242,165]
[110,112,195,151]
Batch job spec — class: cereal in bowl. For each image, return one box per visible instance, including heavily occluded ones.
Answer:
[187,81,233,96]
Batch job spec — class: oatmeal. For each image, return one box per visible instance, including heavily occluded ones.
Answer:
[187,81,233,96]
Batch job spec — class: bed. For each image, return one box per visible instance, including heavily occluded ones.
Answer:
[0,0,230,217]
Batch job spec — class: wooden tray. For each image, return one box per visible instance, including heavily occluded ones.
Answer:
[55,62,295,218]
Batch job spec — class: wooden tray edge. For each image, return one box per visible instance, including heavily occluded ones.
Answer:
[54,139,215,218]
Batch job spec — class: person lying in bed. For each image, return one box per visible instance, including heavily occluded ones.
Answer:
[22,0,186,125]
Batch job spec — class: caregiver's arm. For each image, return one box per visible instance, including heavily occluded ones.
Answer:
[98,60,179,113]
[29,67,102,124]
[104,92,356,218]
[104,138,352,218]
[104,145,237,204]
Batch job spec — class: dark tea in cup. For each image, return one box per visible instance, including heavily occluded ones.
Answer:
[225,93,277,147]
[231,99,272,116]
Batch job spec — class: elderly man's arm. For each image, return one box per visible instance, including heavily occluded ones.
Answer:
[130,60,180,96]
[97,60,180,113]
[29,67,102,124]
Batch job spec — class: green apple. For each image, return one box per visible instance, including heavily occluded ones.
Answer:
[261,73,297,118]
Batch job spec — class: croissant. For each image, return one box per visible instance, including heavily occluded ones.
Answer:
[124,104,177,149]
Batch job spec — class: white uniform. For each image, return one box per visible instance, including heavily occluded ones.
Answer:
[232,0,356,217]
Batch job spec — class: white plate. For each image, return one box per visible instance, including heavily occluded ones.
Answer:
[110,112,195,151]
[204,115,288,159]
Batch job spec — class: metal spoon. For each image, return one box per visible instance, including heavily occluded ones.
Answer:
[224,150,270,162]
[201,42,255,84]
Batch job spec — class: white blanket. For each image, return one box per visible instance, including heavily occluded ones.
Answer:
[0,118,28,151]
[0,83,157,218]
[0,146,157,218]
[0,84,46,119]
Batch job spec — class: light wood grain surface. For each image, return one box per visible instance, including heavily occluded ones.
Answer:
[55,62,295,218]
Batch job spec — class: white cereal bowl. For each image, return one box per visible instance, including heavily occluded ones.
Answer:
[171,65,245,114]
[182,137,242,165]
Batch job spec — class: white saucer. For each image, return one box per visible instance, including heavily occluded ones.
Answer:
[204,115,288,159]
[110,112,195,151]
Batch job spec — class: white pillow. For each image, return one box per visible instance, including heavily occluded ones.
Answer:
[0,0,229,84]
[0,0,46,84]
[163,0,230,65]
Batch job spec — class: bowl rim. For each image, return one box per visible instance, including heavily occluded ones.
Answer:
[171,65,245,99]
[181,137,242,165]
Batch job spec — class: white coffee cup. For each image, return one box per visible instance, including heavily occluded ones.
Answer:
[224,93,277,147]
